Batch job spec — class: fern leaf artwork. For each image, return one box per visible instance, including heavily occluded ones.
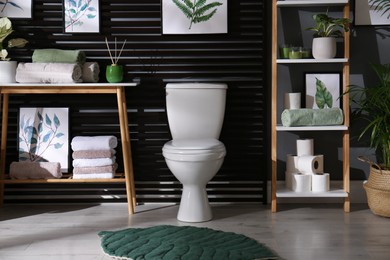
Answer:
[315,77,333,109]
[163,0,227,34]
[171,0,223,29]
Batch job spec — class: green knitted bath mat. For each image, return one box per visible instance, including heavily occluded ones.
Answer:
[98,225,277,260]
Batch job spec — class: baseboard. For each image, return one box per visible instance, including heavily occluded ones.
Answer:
[267,180,367,204]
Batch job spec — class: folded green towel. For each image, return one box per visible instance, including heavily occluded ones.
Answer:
[32,49,86,64]
[281,108,344,127]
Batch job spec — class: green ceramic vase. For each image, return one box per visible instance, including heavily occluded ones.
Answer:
[106,64,123,83]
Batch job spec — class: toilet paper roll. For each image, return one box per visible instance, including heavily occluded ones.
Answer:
[286,154,299,172]
[297,155,324,174]
[285,171,295,190]
[292,173,311,192]
[284,92,301,109]
[312,173,330,192]
[296,139,314,156]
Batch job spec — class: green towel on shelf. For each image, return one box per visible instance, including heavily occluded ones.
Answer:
[281,108,344,127]
[32,49,86,64]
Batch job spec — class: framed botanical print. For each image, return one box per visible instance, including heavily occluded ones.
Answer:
[0,0,33,19]
[305,73,341,109]
[63,0,100,33]
[18,107,70,172]
[162,0,228,34]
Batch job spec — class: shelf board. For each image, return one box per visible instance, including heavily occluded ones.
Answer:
[276,125,348,131]
[277,58,348,64]
[0,174,126,184]
[277,0,348,7]
[276,187,348,198]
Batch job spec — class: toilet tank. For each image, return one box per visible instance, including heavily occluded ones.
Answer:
[166,83,227,140]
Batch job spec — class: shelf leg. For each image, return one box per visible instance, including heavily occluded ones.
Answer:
[0,93,9,207]
[117,87,136,214]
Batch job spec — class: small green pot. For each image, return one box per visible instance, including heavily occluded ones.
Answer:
[106,64,123,83]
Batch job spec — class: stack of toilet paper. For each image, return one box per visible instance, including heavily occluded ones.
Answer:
[285,139,330,192]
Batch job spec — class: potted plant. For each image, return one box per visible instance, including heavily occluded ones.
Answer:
[306,12,351,59]
[347,63,390,217]
[0,17,28,83]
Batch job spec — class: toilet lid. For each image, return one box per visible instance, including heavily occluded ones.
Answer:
[163,138,225,154]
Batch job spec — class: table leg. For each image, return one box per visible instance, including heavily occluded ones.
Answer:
[117,87,136,214]
[0,93,9,207]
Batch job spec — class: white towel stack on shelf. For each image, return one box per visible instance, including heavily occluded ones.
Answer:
[71,136,118,179]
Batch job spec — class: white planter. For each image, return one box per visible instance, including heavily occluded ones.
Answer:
[0,61,17,83]
[312,37,336,59]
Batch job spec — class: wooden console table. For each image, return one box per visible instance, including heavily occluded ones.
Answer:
[0,83,137,214]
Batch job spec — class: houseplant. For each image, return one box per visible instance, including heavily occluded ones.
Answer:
[347,63,390,217]
[306,12,351,59]
[0,17,28,82]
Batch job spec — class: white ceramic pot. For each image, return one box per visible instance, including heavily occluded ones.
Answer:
[0,61,17,83]
[312,37,336,59]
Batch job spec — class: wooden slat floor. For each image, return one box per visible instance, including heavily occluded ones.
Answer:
[0,203,389,260]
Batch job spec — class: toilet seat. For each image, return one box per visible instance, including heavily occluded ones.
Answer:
[163,138,226,161]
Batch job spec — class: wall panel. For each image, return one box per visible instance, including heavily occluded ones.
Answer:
[3,0,268,204]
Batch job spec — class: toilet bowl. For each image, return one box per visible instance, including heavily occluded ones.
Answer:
[163,138,226,222]
[162,83,227,222]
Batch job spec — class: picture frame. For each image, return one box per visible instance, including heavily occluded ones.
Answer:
[63,0,100,33]
[18,107,70,172]
[0,0,33,19]
[355,0,390,26]
[162,0,228,34]
[305,73,341,109]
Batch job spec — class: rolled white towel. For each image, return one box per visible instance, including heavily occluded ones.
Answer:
[16,62,82,83]
[72,157,116,167]
[10,162,62,179]
[82,62,100,83]
[71,136,118,151]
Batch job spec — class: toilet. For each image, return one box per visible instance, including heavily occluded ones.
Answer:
[162,83,227,222]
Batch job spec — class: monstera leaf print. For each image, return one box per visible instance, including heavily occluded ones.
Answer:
[315,77,333,109]
[172,0,223,29]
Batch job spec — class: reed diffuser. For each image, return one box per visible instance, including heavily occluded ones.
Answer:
[105,37,127,83]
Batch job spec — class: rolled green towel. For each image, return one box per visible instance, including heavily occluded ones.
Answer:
[32,49,86,64]
[281,108,344,127]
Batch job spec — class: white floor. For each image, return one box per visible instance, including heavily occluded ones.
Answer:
[0,203,389,260]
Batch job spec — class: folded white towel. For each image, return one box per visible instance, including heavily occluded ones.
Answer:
[72,149,116,159]
[16,62,83,83]
[72,157,116,167]
[82,62,100,83]
[72,172,115,179]
[73,164,117,174]
[10,162,62,179]
[71,136,118,151]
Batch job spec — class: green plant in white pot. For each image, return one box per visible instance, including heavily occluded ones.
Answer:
[0,17,28,83]
[307,12,351,59]
[347,63,390,217]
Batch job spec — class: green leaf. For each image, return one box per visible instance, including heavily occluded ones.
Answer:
[43,132,52,142]
[194,2,223,17]
[194,0,207,8]
[53,114,60,127]
[45,114,52,126]
[38,111,43,121]
[56,133,65,138]
[315,77,333,109]
[54,143,64,149]
[172,0,193,19]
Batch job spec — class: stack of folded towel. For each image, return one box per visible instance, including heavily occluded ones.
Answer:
[71,136,118,179]
[15,49,100,83]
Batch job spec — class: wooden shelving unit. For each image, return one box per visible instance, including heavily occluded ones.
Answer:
[271,0,350,212]
[0,83,137,214]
